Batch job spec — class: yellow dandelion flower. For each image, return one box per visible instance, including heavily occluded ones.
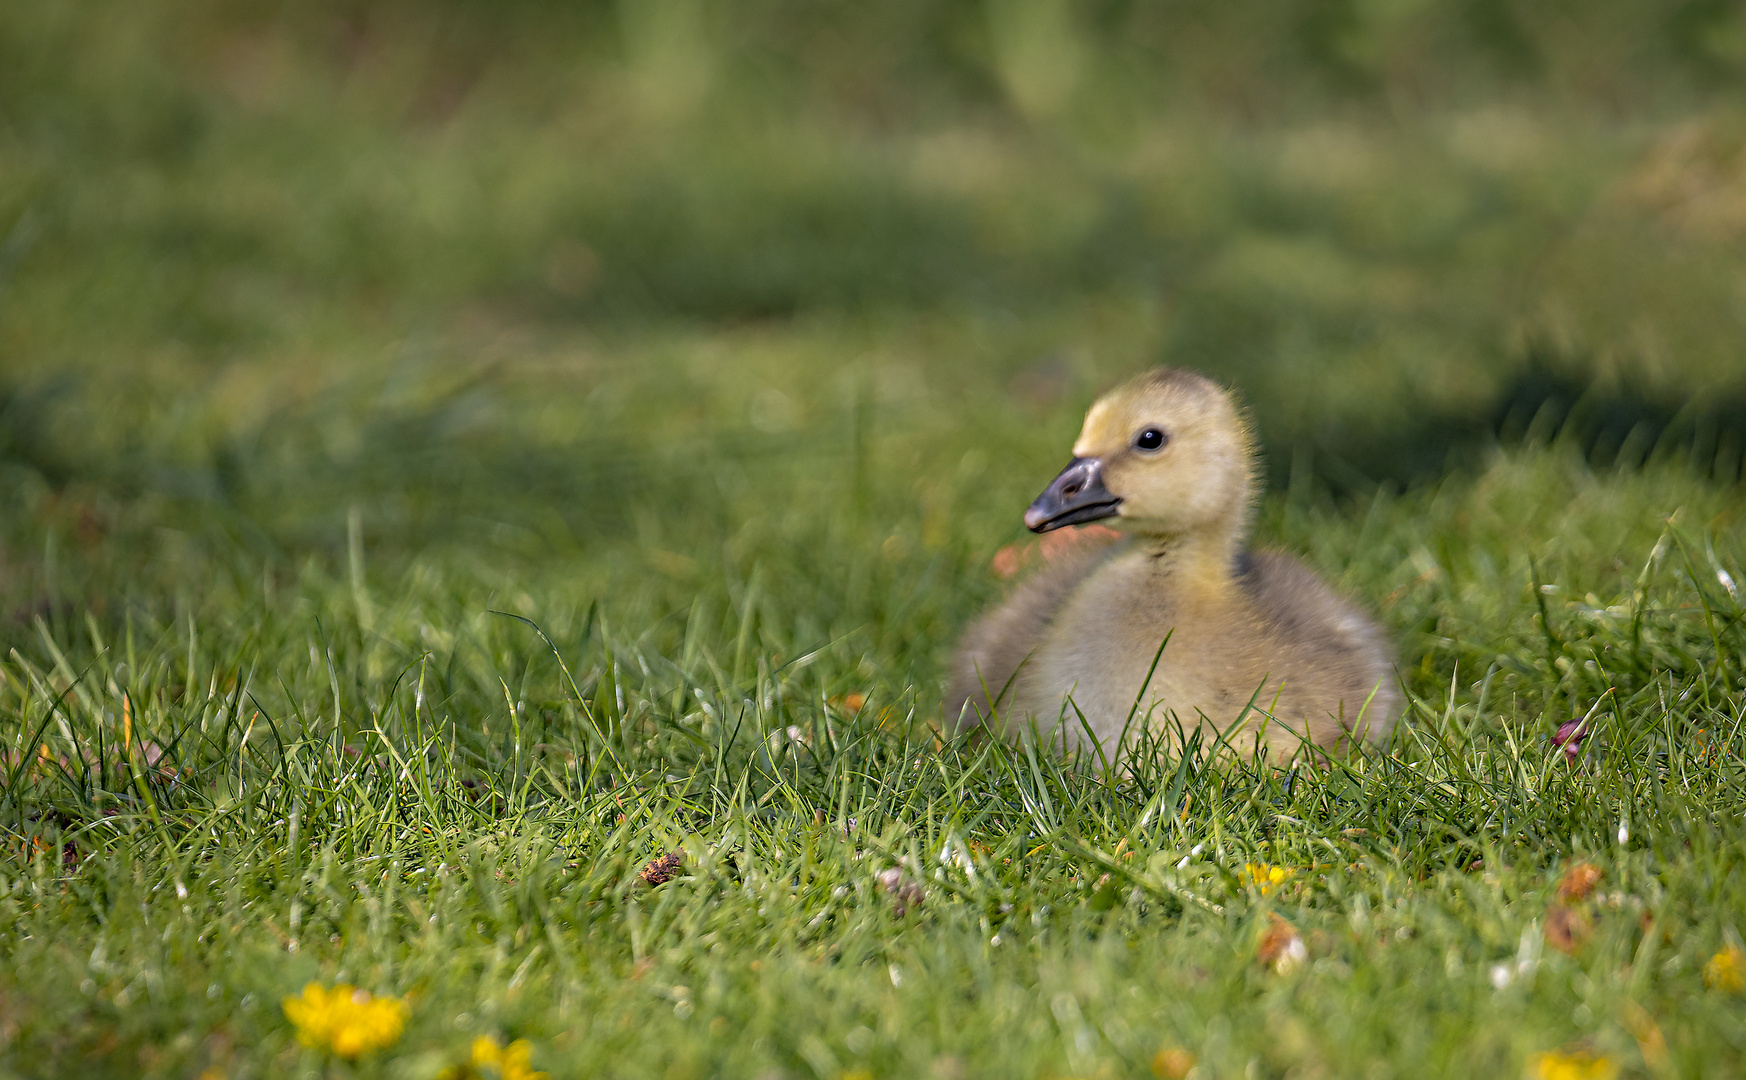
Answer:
[1704,947,1746,992]
[468,1035,549,1080]
[1241,862,1294,896]
[1527,1049,1618,1080]
[1151,1045,1196,1079]
[281,982,408,1059]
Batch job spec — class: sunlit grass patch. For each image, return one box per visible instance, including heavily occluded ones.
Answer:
[2,444,1745,1076]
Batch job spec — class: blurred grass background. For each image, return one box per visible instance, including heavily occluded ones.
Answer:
[10,0,1746,625]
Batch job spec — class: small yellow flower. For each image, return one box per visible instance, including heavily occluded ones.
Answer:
[1241,862,1293,895]
[1527,1049,1618,1080]
[1151,1045,1196,1079]
[1704,947,1746,992]
[468,1035,549,1080]
[281,982,408,1059]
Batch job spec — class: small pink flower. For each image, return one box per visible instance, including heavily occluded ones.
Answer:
[1553,719,1586,763]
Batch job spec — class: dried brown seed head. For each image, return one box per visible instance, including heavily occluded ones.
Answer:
[638,851,684,886]
[1556,862,1603,902]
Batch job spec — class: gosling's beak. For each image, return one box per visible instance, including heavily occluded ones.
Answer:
[1024,457,1121,533]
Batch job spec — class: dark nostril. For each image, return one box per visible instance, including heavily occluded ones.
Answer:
[1062,483,1080,496]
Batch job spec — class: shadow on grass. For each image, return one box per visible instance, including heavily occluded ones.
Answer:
[1259,356,1746,494]
[4,355,1745,562]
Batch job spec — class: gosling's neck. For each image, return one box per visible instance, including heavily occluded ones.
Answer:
[1130,508,1251,595]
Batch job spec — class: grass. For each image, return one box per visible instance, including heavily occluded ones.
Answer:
[5,444,1746,1078]
[5,1,1746,1077]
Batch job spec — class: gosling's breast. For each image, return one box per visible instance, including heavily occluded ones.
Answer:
[1015,552,1210,744]
[1012,548,1396,752]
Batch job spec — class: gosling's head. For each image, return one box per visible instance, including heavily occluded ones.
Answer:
[1024,369,1256,539]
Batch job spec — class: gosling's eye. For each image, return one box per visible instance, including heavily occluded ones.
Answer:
[1134,428,1167,452]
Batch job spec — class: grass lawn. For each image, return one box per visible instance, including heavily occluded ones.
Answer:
[9,439,1746,1079]
[5,3,1746,1077]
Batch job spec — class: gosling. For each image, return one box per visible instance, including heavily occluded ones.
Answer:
[946,368,1397,758]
